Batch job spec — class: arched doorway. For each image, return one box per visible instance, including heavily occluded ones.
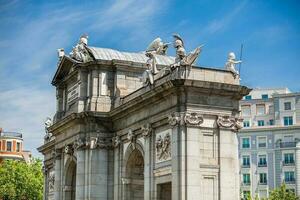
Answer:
[125,148,144,200]
[64,160,76,200]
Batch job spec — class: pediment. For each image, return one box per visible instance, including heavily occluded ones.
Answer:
[52,56,78,86]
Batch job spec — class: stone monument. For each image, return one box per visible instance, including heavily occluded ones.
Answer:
[38,34,250,200]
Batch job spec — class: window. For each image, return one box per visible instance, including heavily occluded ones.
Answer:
[242,138,250,149]
[284,102,291,110]
[284,116,293,126]
[16,142,20,152]
[261,94,268,99]
[243,174,251,185]
[284,153,294,165]
[258,155,267,167]
[259,173,267,184]
[269,119,274,125]
[241,105,251,116]
[258,137,267,148]
[242,155,250,167]
[6,141,12,152]
[245,95,252,100]
[258,120,265,126]
[284,171,295,183]
[243,121,250,127]
[256,104,265,115]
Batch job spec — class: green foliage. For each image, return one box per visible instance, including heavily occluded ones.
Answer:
[268,184,299,200]
[0,159,43,200]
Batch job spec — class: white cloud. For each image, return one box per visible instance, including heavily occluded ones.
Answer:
[0,0,168,157]
[0,87,55,157]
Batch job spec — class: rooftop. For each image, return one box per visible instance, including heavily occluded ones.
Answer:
[0,131,22,138]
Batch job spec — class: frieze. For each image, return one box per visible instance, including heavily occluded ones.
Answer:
[217,116,243,131]
[156,131,171,163]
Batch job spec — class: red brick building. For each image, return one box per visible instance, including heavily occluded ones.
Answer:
[0,128,32,163]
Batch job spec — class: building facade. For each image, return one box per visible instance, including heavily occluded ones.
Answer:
[0,128,32,163]
[38,35,250,200]
[238,88,300,199]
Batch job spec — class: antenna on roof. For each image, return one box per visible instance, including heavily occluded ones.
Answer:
[238,44,243,76]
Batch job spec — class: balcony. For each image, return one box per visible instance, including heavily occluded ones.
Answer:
[283,161,295,166]
[285,180,296,184]
[277,142,296,148]
[241,182,251,186]
[0,132,22,138]
[258,163,267,167]
[241,164,250,168]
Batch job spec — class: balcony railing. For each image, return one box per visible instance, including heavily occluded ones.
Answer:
[0,132,22,138]
[241,164,250,168]
[285,180,296,184]
[277,142,297,148]
[283,161,295,166]
[258,163,267,167]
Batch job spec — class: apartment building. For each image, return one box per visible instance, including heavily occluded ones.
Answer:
[238,88,300,199]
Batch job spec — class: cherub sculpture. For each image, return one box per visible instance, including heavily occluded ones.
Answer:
[70,34,93,63]
[172,34,203,68]
[225,52,241,78]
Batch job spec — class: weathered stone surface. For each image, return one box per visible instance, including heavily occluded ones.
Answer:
[38,42,250,200]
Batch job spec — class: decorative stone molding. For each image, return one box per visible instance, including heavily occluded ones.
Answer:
[127,129,136,149]
[73,136,112,150]
[48,170,55,193]
[64,144,74,155]
[141,123,152,138]
[184,112,204,126]
[156,131,171,162]
[168,112,204,127]
[112,136,121,148]
[168,112,183,126]
[216,116,243,131]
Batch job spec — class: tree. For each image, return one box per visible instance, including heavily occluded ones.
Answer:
[0,159,43,200]
[268,183,299,200]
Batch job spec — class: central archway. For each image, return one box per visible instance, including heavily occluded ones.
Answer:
[125,148,144,200]
[64,159,76,200]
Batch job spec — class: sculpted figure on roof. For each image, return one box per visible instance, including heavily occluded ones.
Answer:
[146,37,170,55]
[172,34,203,68]
[225,52,241,78]
[70,34,94,63]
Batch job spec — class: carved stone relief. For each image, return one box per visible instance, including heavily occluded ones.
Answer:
[217,116,243,131]
[48,170,55,193]
[141,123,152,138]
[156,131,171,163]
[168,112,204,127]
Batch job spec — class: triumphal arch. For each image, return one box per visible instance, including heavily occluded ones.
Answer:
[38,34,250,200]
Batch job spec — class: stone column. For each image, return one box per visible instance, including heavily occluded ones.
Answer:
[142,124,152,200]
[170,113,187,200]
[54,150,62,200]
[296,142,300,196]
[217,116,241,200]
[75,136,109,200]
[90,69,99,111]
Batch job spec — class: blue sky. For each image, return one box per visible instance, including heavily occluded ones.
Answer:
[0,0,299,157]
